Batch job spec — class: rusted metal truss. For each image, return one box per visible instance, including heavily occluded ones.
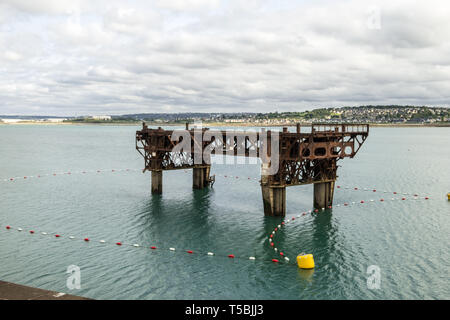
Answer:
[136,123,369,187]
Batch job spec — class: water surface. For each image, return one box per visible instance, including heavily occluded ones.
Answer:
[0,125,449,299]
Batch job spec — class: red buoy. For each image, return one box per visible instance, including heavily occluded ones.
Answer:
[30,230,34,234]
[10,178,13,181]
[274,228,278,231]
[337,185,340,188]
[272,259,279,263]
[270,234,273,238]
[361,200,365,203]
[380,199,384,202]
[344,203,348,206]
[6,226,11,230]
[402,198,406,200]
[116,242,122,246]
[354,187,358,190]
[270,243,274,247]
[292,217,295,220]
[187,250,193,254]
[280,252,284,256]
[393,192,397,194]
[150,246,157,250]
[84,238,89,242]
[281,222,285,225]
[328,205,332,209]
[373,189,376,192]
[425,197,429,200]
[314,209,318,212]
[228,254,235,258]
[55,234,60,238]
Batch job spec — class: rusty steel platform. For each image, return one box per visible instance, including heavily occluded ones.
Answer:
[136,123,369,216]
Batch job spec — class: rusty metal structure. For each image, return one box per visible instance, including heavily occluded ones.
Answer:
[136,123,369,216]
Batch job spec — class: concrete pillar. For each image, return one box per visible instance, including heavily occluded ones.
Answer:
[313,181,335,209]
[151,170,162,194]
[261,184,286,216]
[193,166,211,189]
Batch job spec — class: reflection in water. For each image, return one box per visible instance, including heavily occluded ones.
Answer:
[311,209,338,268]
[190,188,213,219]
[132,187,215,247]
[297,268,315,282]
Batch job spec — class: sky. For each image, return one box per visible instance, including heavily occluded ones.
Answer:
[1,0,450,116]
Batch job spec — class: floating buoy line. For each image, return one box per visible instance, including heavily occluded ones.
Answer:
[1,222,286,265]
[0,167,435,268]
[1,168,141,183]
[1,168,432,198]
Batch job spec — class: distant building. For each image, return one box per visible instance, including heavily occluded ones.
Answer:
[44,118,66,122]
[1,119,29,123]
[90,115,111,120]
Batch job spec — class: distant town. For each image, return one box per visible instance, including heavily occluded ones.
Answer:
[1,105,449,126]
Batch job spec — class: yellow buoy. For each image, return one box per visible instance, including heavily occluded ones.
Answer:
[447,193,450,201]
[297,253,315,269]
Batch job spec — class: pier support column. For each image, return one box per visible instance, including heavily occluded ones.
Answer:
[261,185,286,217]
[261,176,286,217]
[313,181,335,209]
[260,163,286,216]
[151,170,163,194]
[193,166,211,189]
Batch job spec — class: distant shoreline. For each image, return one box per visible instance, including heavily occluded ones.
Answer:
[1,121,449,128]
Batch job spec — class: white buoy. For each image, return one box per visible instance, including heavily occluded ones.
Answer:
[133,244,140,247]
[17,228,23,231]
[69,236,75,239]
[249,256,256,260]
[169,248,175,251]
[207,252,214,256]
[42,232,47,235]
[99,240,106,243]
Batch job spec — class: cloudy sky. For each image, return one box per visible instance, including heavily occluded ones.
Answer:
[1,0,450,116]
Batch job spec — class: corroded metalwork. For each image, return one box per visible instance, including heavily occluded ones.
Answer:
[136,123,369,187]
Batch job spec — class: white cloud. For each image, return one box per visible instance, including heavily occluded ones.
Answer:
[1,0,450,115]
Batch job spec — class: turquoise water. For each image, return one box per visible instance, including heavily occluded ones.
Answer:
[0,124,449,299]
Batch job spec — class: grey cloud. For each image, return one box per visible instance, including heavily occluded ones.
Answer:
[1,0,450,116]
